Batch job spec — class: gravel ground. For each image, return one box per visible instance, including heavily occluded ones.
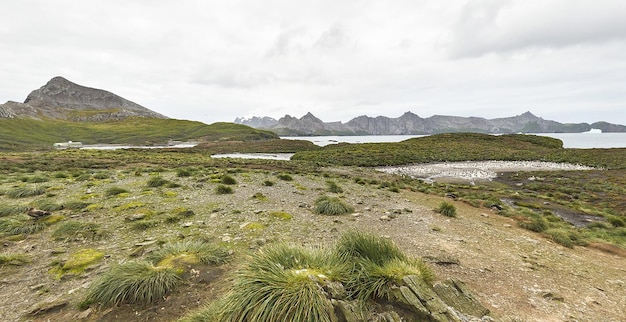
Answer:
[2,165,624,322]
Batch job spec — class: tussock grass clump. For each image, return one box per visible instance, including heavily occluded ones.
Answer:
[215,184,233,194]
[277,173,293,181]
[106,187,129,196]
[0,218,47,235]
[52,221,102,241]
[92,171,111,179]
[147,176,169,187]
[314,195,354,216]
[32,201,64,211]
[53,172,69,179]
[220,174,237,185]
[23,175,50,183]
[63,201,91,211]
[519,216,549,233]
[0,205,28,217]
[262,180,274,186]
[544,229,575,248]
[0,253,30,266]
[179,298,227,322]
[131,220,159,231]
[326,180,344,193]
[176,168,193,177]
[337,231,434,301]
[6,186,47,198]
[435,202,457,217]
[84,261,181,306]
[218,244,345,322]
[149,240,230,272]
[606,215,625,228]
[336,231,407,265]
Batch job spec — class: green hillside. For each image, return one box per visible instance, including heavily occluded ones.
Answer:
[0,118,278,151]
[292,132,626,169]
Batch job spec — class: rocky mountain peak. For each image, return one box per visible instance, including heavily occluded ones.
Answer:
[2,76,167,121]
[235,110,626,135]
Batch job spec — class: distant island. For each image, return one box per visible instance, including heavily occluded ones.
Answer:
[235,111,626,136]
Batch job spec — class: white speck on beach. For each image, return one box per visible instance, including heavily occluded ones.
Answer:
[378,161,595,182]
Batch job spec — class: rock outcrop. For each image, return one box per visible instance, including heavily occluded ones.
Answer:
[329,275,492,322]
[0,76,167,121]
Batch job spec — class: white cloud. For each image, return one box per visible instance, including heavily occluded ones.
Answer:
[448,0,626,57]
[0,0,625,125]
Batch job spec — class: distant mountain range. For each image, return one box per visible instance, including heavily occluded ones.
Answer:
[0,76,167,121]
[235,111,626,135]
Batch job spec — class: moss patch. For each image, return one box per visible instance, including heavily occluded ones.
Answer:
[51,248,104,278]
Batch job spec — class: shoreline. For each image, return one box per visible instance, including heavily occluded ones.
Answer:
[377,160,596,182]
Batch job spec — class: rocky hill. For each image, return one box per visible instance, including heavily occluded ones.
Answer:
[235,111,626,135]
[0,76,167,121]
[0,77,277,150]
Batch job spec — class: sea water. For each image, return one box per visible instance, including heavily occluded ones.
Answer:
[282,133,626,149]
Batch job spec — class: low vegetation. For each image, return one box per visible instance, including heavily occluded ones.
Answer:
[314,195,354,216]
[0,117,278,150]
[0,132,624,321]
[436,202,457,218]
[83,261,181,307]
[189,232,435,321]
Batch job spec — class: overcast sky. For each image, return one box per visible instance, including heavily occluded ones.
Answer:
[1,0,625,125]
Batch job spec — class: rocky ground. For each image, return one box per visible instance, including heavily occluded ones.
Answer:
[1,164,624,321]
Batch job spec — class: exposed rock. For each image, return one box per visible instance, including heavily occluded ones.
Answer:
[433,279,490,318]
[27,296,68,316]
[332,299,364,322]
[1,76,167,121]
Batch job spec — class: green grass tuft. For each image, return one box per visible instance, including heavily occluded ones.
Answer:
[277,173,293,181]
[519,216,549,233]
[220,174,237,185]
[336,231,434,301]
[147,176,169,187]
[52,221,102,241]
[336,230,408,266]
[326,180,344,193]
[0,217,48,235]
[0,253,30,266]
[85,261,181,306]
[106,187,129,196]
[6,186,47,198]
[215,185,233,194]
[149,240,230,272]
[0,205,29,217]
[218,244,345,322]
[435,202,457,217]
[314,195,354,216]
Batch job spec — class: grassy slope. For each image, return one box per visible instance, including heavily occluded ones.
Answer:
[0,118,278,150]
[292,132,626,169]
